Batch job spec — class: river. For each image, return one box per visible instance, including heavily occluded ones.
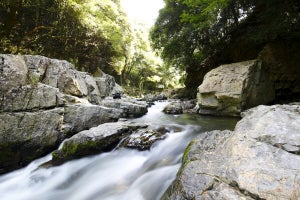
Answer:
[0,101,238,200]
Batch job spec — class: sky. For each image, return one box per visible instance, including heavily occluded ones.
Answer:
[120,0,165,28]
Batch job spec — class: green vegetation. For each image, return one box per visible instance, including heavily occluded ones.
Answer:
[151,0,300,93]
[2,0,298,96]
[0,0,183,95]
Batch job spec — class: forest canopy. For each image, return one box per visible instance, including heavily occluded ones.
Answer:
[0,0,183,94]
[151,0,300,71]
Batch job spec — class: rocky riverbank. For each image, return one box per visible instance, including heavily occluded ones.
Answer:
[1,53,299,200]
[0,54,148,174]
[162,104,300,199]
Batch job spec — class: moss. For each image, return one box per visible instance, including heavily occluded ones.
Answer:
[62,141,79,157]
[177,159,192,177]
[51,151,60,160]
[27,74,40,86]
[83,140,99,150]
[182,140,195,164]
[61,139,100,158]
[28,133,33,142]
[174,140,196,176]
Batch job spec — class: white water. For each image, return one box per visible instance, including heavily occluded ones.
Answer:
[0,101,237,200]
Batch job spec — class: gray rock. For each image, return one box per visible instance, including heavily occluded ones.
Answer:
[179,100,198,114]
[100,97,148,117]
[57,69,88,97]
[26,55,89,97]
[197,60,275,116]
[0,54,28,93]
[141,93,167,103]
[163,104,300,199]
[163,101,183,114]
[119,128,166,150]
[0,108,64,174]
[95,74,118,97]
[52,122,146,164]
[0,54,126,174]
[63,104,122,136]
[84,73,102,104]
[111,83,124,96]
[0,83,64,112]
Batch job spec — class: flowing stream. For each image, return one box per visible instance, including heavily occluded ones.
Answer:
[0,101,238,200]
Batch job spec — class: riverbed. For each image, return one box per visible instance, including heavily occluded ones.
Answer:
[0,101,238,200]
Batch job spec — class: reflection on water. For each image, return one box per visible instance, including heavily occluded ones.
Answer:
[0,101,238,200]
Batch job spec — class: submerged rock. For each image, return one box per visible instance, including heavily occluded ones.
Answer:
[163,104,300,199]
[119,128,166,150]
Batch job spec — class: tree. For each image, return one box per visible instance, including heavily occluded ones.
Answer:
[0,0,130,75]
[151,0,300,73]
[0,0,185,94]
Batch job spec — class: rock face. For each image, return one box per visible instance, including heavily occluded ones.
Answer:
[197,60,274,116]
[0,54,146,174]
[196,42,300,116]
[163,104,300,200]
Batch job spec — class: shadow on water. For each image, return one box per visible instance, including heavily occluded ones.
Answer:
[0,101,239,200]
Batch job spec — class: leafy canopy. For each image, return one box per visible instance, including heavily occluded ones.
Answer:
[0,0,183,94]
[151,0,300,70]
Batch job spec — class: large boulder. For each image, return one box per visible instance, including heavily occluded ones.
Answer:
[163,104,300,199]
[197,60,274,116]
[141,93,167,103]
[196,41,300,117]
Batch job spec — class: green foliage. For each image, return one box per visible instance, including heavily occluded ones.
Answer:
[0,0,117,74]
[151,0,300,71]
[0,0,183,94]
